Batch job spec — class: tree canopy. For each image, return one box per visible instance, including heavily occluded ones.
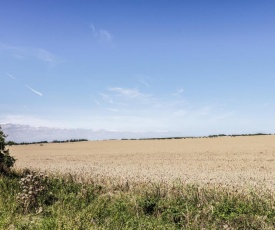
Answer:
[0,126,16,173]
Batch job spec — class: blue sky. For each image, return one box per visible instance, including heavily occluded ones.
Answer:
[1,0,275,136]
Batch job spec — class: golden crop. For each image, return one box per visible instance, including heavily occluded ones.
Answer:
[10,136,275,190]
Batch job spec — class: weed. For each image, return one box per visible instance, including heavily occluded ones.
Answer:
[1,170,275,229]
[16,171,48,214]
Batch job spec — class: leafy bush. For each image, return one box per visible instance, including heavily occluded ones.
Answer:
[0,126,16,174]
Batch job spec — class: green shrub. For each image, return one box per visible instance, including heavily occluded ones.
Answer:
[0,126,16,174]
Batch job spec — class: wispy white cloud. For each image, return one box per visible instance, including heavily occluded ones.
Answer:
[173,88,184,97]
[1,103,262,138]
[100,93,114,104]
[79,87,248,134]
[93,99,101,106]
[7,73,16,80]
[0,43,61,65]
[24,85,43,97]
[108,87,142,98]
[99,29,113,43]
[139,79,149,88]
[90,24,114,45]
[90,24,98,37]
[35,48,60,65]
[1,123,177,142]
[107,108,118,112]
[177,89,184,94]
[107,87,159,106]
[0,115,58,128]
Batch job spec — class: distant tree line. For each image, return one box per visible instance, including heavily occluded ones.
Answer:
[5,133,274,145]
[6,139,88,146]
[120,133,274,141]
[52,139,88,143]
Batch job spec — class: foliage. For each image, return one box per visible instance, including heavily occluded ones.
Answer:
[1,171,275,229]
[0,126,16,174]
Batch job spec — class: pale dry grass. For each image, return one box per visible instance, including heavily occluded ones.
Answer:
[10,136,275,189]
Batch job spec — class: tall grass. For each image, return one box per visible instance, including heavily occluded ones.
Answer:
[1,170,275,229]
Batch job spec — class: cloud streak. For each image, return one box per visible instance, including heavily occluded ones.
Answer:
[6,73,43,97]
[24,85,43,97]
[7,73,16,80]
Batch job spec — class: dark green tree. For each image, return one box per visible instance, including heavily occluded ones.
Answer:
[0,126,16,173]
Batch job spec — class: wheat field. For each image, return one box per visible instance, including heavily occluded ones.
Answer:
[10,135,275,189]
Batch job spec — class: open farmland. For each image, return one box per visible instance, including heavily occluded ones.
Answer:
[10,135,275,189]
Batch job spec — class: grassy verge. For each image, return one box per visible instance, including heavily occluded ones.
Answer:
[1,170,275,229]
